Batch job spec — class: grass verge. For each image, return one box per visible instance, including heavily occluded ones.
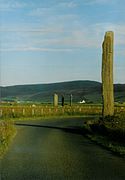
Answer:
[1,114,98,122]
[86,134,125,157]
[82,118,125,157]
[0,120,16,159]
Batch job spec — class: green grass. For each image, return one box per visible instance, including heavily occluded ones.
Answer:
[82,116,125,157]
[86,134,125,157]
[0,120,16,158]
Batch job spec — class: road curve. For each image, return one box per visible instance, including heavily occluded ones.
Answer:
[0,117,125,180]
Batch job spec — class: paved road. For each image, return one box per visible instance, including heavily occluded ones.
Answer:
[0,117,125,180]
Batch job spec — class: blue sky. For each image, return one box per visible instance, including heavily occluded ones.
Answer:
[0,0,125,86]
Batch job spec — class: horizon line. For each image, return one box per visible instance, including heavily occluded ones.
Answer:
[1,79,125,87]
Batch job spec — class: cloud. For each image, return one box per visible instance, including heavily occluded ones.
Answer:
[93,23,125,46]
[0,0,27,11]
[57,1,78,8]
[39,23,125,48]
[28,1,78,17]
[84,0,114,5]
[1,18,125,53]
[0,27,64,33]
[28,7,51,16]
[0,27,100,50]
[0,47,73,52]
[0,29,101,53]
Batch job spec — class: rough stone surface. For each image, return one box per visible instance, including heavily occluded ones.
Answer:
[102,31,114,117]
[54,93,58,107]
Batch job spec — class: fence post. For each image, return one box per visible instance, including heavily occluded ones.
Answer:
[41,109,43,115]
[0,109,2,117]
[23,109,25,116]
[32,109,35,116]
[12,109,15,117]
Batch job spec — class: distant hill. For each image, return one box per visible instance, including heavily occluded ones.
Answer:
[0,81,125,103]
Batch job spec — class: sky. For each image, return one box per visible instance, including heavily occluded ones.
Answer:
[0,0,125,86]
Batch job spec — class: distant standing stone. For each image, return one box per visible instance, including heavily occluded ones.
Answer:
[70,94,73,106]
[54,93,58,107]
[102,31,114,117]
[62,96,64,106]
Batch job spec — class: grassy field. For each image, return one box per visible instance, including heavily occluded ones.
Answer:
[0,104,125,119]
[0,104,102,118]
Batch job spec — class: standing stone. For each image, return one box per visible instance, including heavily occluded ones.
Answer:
[61,95,64,106]
[102,31,114,117]
[70,94,73,106]
[53,93,58,107]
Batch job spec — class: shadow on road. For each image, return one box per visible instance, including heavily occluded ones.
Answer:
[15,122,86,135]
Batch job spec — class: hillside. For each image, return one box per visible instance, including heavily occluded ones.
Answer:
[0,81,125,103]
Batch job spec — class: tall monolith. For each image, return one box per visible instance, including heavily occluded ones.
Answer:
[102,31,114,117]
[53,93,58,107]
